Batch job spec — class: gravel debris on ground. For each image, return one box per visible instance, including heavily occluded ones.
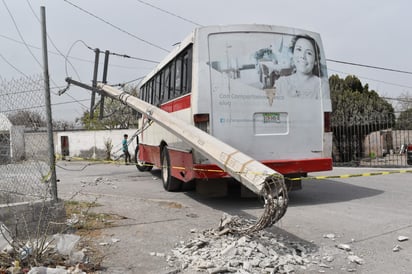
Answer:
[165,214,365,274]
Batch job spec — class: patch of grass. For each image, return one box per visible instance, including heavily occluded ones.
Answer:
[63,200,129,272]
[64,200,127,234]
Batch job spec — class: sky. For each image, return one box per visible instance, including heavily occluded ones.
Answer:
[1,0,411,122]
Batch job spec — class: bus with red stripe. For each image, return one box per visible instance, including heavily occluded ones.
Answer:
[135,24,332,191]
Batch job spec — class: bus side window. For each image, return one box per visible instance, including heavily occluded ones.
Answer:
[187,47,192,93]
[145,85,149,102]
[162,66,170,101]
[170,60,176,99]
[140,84,145,101]
[154,75,161,105]
[182,48,192,94]
[144,85,148,102]
[175,57,182,97]
[182,52,188,94]
[148,80,154,105]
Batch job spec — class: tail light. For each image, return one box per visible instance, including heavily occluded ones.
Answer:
[324,112,331,132]
[194,113,210,133]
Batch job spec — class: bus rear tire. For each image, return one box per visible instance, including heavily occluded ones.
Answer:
[134,147,153,172]
[161,146,182,191]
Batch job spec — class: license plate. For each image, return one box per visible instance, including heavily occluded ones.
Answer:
[263,113,280,123]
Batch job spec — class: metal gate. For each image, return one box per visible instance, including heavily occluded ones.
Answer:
[332,112,412,167]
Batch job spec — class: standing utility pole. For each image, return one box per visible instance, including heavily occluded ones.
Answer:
[90,48,100,119]
[99,50,110,120]
[41,6,58,202]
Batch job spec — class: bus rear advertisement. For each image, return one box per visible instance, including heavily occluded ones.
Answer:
[135,24,332,191]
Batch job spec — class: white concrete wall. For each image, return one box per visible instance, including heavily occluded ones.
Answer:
[0,113,12,131]
[11,126,25,160]
[54,129,138,159]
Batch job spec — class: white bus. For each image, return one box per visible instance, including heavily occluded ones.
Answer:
[135,24,332,191]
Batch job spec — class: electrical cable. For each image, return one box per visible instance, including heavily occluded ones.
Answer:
[109,51,159,64]
[111,76,145,87]
[64,40,92,80]
[0,85,66,97]
[328,68,412,90]
[0,33,152,70]
[2,1,89,111]
[0,99,90,115]
[0,53,30,78]
[327,59,412,75]
[26,0,82,81]
[63,0,169,52]
[2,0,43,68]
[135,0,202,27]
[80,44,160,64]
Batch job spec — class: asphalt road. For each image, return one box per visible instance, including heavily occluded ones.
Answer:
[56,161,412,274]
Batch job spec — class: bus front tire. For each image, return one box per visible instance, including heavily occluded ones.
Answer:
[134,147,153,172]
[161,147,182,191]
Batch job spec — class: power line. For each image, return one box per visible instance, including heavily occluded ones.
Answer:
[0,52,88,110]
[0,33,154,70]
[0,85,66,97]
[0,49,87,108]
[0,98,90,115]
[110,52,159,64]
[25,0,82,82]
[1,0,89,111]
[2,0,43,69]
[381,97,412,103]
[87,0,411,78]
[78,41,160,64]
[26,0,80,78]
[0,53,30,78]
[111,76,146,87]
[63,0,169,52]
[51,98,90,106]
[327,59,412,75]
[328,68,412,90]
[136,0,202,27]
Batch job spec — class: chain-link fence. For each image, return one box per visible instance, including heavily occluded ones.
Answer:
[0,75,53,204]
[332,112,412,167]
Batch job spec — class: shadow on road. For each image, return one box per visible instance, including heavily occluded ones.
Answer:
[178,178,383,211]
[287,179,383,206]
[149,169,383,213]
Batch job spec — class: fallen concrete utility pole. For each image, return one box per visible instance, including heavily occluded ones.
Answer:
[67,78,288,234]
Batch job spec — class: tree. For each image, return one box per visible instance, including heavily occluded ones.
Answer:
[53,120,76,130]
[395,108,412,130]
[395,91,412,112]
[329,74,395,162]
[78,85,139,130]
[7,110,46,129]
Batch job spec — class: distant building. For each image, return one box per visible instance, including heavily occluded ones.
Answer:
[0,113,12,163]
[0,113,25,163]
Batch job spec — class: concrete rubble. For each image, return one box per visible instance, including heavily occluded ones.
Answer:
[164,216,371,273]
[166,228,310,273]
[392,245,402,252]
[397,236,408,242]
[336,243,351,252]
[165,216,327,273]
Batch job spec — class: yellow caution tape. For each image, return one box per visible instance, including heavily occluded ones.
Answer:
[56,154,411,179]
[290,170,412,181]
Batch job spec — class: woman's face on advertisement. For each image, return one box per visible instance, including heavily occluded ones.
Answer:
[293,38,316,75]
